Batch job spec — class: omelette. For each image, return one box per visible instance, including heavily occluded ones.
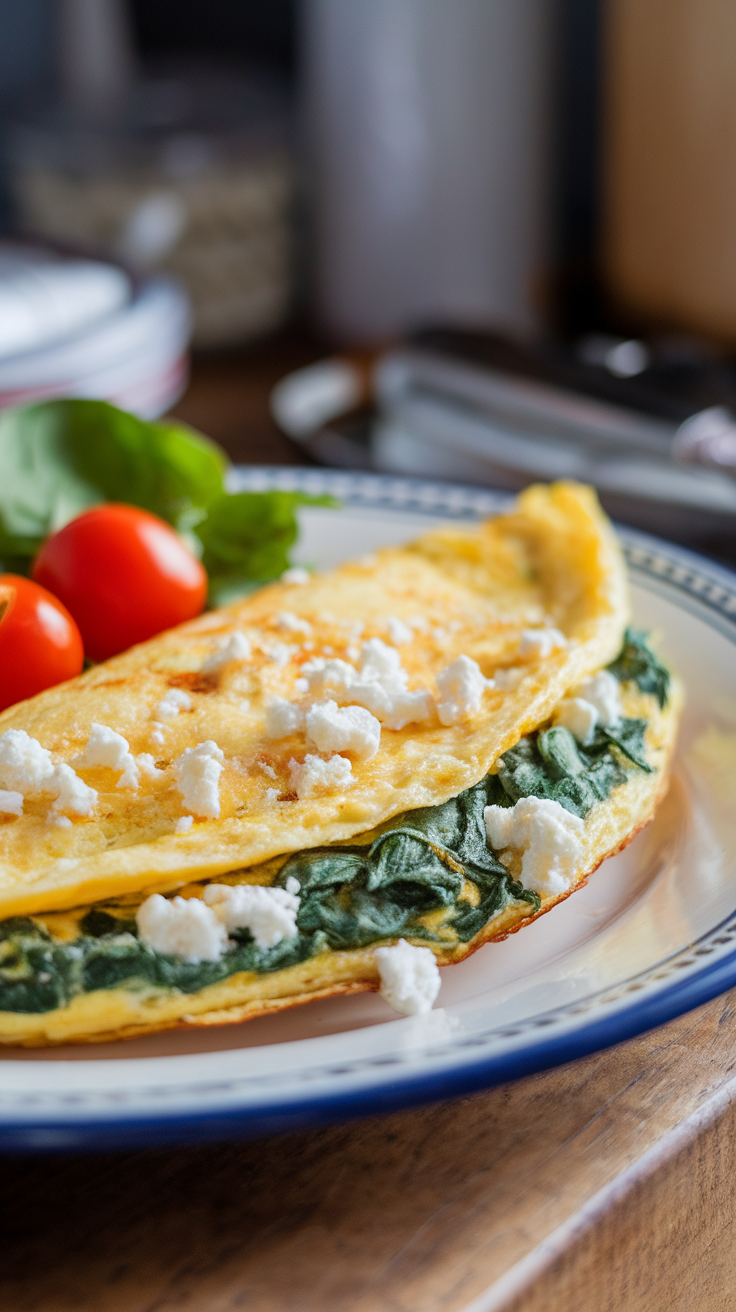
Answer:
[0,482,680,1045]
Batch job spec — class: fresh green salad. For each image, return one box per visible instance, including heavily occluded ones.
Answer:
[0,398,333,604]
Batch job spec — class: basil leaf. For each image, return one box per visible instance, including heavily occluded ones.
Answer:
[0,399,226,569]
[196,489,337,605]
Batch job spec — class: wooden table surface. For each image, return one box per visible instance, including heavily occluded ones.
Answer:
[4,335,735,1312]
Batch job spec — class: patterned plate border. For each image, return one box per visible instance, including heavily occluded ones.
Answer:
[3,467,736,1150]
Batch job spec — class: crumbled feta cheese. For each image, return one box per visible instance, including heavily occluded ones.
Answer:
[269,642,296,666]
[150,722,166,747]
[175,815,194,834]
[285,876,300,894]
[386,616,413,645]
[153,689,191,720]
[46,811,72,828]
[280,566,310,584]
[202,631,251,673]
[174,741,225,819]
[75,723,140,790]
[359,638,406,691]
[136,894,227,962]
[0,729,55,793]
[381,688,434,732]
[264,696,305,739]
[374,938,441,1016]
[136,752,164,779]
[265,788,280,803]
[288,753,353,799]
[484,796,585,897]
[0,790,23,816]
[293,678,309,695]
[305,700,381,760]
[436,655,488,725]
[303,642,432,729]
[518,627,568,660]
[277,610,312,636]
[50,763,97,816]
[257,760,277,779]
[571,670,621,729]
[203,882,300,949]
[240,699,251,713]
[555,697,598,744]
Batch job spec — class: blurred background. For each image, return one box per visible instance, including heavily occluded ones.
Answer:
[1,0,736,555]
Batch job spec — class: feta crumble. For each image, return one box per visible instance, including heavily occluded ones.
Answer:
[277,610,312,636]
[174,741,225,819]
[268,642,297,666]
[0,790,23,816]
[150,723,166,747]
[386,616,413,645]
[50,763,98,816]
[381,688,434,732]
[136,752,164,779]
[436,655,488,725]
[75,723,140,790]
[175,815,194,834]
[202,631,251,673]
[518,627,568,660]
[374,938,441,1016]
[554,697,598,745]
[288,753,353,799]
[46,811,72,828]
[285,875,300,894]
[136,894,227,962]
[0,729,55,793]
[484,796,585,897]
[257,760,277,779]
[305,700,381,761]
[265,788,280,803]
[280,566,310,584]
[203,882,300,949]
[571,670,621,729]
[303,640,433,729]
[359,637,406,691]
[264,696,305,739]
[153,688,191,720]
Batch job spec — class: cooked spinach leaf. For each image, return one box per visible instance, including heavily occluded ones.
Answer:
[496,716,650,818]
[608,627,670,707]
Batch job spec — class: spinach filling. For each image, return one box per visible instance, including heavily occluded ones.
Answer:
[0,631,668,1015]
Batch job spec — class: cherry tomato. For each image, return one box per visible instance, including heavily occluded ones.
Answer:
[33,504,207,662]
[0,574,84,712]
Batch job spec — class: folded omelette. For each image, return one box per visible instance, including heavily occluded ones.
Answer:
[0,482,680,1044]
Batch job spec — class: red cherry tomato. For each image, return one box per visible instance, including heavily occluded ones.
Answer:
[33,504,207,662]
[0,574,84,712]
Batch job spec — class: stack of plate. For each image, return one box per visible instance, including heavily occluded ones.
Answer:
[0,241,191,418]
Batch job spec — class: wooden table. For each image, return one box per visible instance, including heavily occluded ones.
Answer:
[4,336,735,1311]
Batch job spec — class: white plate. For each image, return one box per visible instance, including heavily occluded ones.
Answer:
[2,469,736,1151]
